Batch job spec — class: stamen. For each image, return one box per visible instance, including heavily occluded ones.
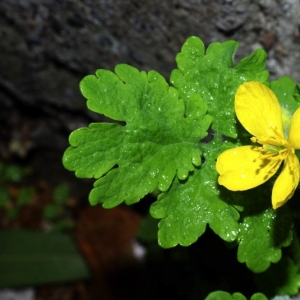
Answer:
[252,136,287,147]
[260,152,279,160]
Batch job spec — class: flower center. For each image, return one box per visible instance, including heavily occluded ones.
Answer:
[250,135,293,162]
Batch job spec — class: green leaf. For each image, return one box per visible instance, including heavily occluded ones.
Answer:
[270,76,300,115]
[236,190,293,273]
[63,64,211,208]
[255,256,300,297]
[294,83,300,105]
[205,291,246,300]
[150,142,240,247]
[0,229,90,288]
[205,291,268,300]
[170,36,268,139]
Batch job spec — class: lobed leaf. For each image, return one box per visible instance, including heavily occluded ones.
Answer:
[236,189,293,273]
[150,141,240,247]
[63,64,211,207]
[205,291,246,300]
[170,36,269,139]
[205,291,267,300]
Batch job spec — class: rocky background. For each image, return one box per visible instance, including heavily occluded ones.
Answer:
[0,0,300,299]
[1,0,300,165]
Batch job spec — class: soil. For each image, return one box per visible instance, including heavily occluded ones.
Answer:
[0,0,300,299]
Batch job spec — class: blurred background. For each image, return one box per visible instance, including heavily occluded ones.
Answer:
[0,0,300,299]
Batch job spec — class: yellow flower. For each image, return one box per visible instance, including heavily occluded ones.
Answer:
[216,81,300,209]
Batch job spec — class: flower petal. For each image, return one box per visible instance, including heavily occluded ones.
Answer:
[216,146,282,191]
[288,107,300,149]
[272,153,300,209]
[235,82,284,139]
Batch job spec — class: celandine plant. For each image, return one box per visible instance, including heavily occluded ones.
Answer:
[63,36,300,299]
